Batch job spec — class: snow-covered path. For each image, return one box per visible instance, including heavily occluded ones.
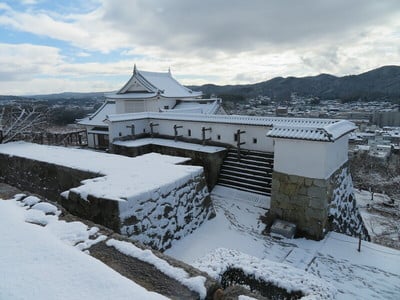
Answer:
[166,185,400,300]
[0,196,166,300]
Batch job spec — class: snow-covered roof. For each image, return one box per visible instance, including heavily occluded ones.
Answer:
[106,112,337,127]
[106,112,355,142]
[267,120,357,142]
[168,99,221,115]
[77,101,115,127]
[105,66,202,100]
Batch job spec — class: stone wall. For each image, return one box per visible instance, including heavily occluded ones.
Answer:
[269,163,370,240]
[112,141,227,189]
[118,174,213,251]
[270,171,330,239]
[0,153,98,200]
[0,153,215,251]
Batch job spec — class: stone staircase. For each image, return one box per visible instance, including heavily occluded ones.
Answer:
[217,148,274,196]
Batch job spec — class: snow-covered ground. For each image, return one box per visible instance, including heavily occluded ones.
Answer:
[166,185,400,300]
[355,189,400,249]
[0,195,166,300]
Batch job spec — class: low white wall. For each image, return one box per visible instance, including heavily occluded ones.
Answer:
[109,118,274,152]
[325,135,349,176]
[273,136,349,179]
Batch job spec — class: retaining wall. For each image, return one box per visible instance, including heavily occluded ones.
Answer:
[270,163,369,240]
[0,153,214,251]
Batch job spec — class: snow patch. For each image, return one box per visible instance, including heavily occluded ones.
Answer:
[31,202,60,215]
[22,195,41,206]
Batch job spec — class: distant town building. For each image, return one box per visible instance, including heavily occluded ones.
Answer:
[372,110,400,127]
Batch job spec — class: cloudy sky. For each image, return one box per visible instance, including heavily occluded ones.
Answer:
[0,0,399,95]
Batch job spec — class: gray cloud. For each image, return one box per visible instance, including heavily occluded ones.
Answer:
[101,0,400,54]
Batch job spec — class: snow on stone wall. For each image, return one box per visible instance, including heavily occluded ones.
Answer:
[328,165,370,240]
[0,143,215,252]
[194,248,336,300]
[118,173,214,251]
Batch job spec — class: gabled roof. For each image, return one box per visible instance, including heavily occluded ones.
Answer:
[105,65,202,100]
[77,100,115,127]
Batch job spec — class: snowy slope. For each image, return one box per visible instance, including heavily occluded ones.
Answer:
[166,185,400,300]
[0,196,167,300]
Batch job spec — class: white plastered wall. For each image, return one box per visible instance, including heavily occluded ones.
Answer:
[109,118,274,152]
[273,135,349,179]
[114,98,177,114]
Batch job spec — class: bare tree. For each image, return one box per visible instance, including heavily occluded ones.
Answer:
[0,104,48,144]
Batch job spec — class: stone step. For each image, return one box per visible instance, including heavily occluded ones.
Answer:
[227,149,274,160]
[218,175,271,192]
[219,149,274,196]
[219,174,271,189]
[226,153,274,164]
[222,161,272,173]
[220,169,272,183]
[225,155,274,166]
[220,165,269,177]
[218,181,271,196]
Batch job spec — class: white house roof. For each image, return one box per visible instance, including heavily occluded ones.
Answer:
[105,66,202,100]
[77,101,115,127]
[106,112,356,141]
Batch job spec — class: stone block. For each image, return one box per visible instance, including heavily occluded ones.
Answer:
[277,193,289,203]
[313,179,327,188]
[288,175,299,183]
[285,183,298,196]
[307,186,326,199]
[298,187,308,196]
[270,219,296,238]
[305,207,325,220]
[309,197,328,210]
[271,179,280,191]
[304,178,313,187]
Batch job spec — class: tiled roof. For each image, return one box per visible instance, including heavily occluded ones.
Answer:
[267,120,357,142]
[106,112,356,142]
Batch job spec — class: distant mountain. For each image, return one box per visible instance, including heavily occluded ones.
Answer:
[189,65,400,102]
[1,66,399,103]
[30,92,106,100]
